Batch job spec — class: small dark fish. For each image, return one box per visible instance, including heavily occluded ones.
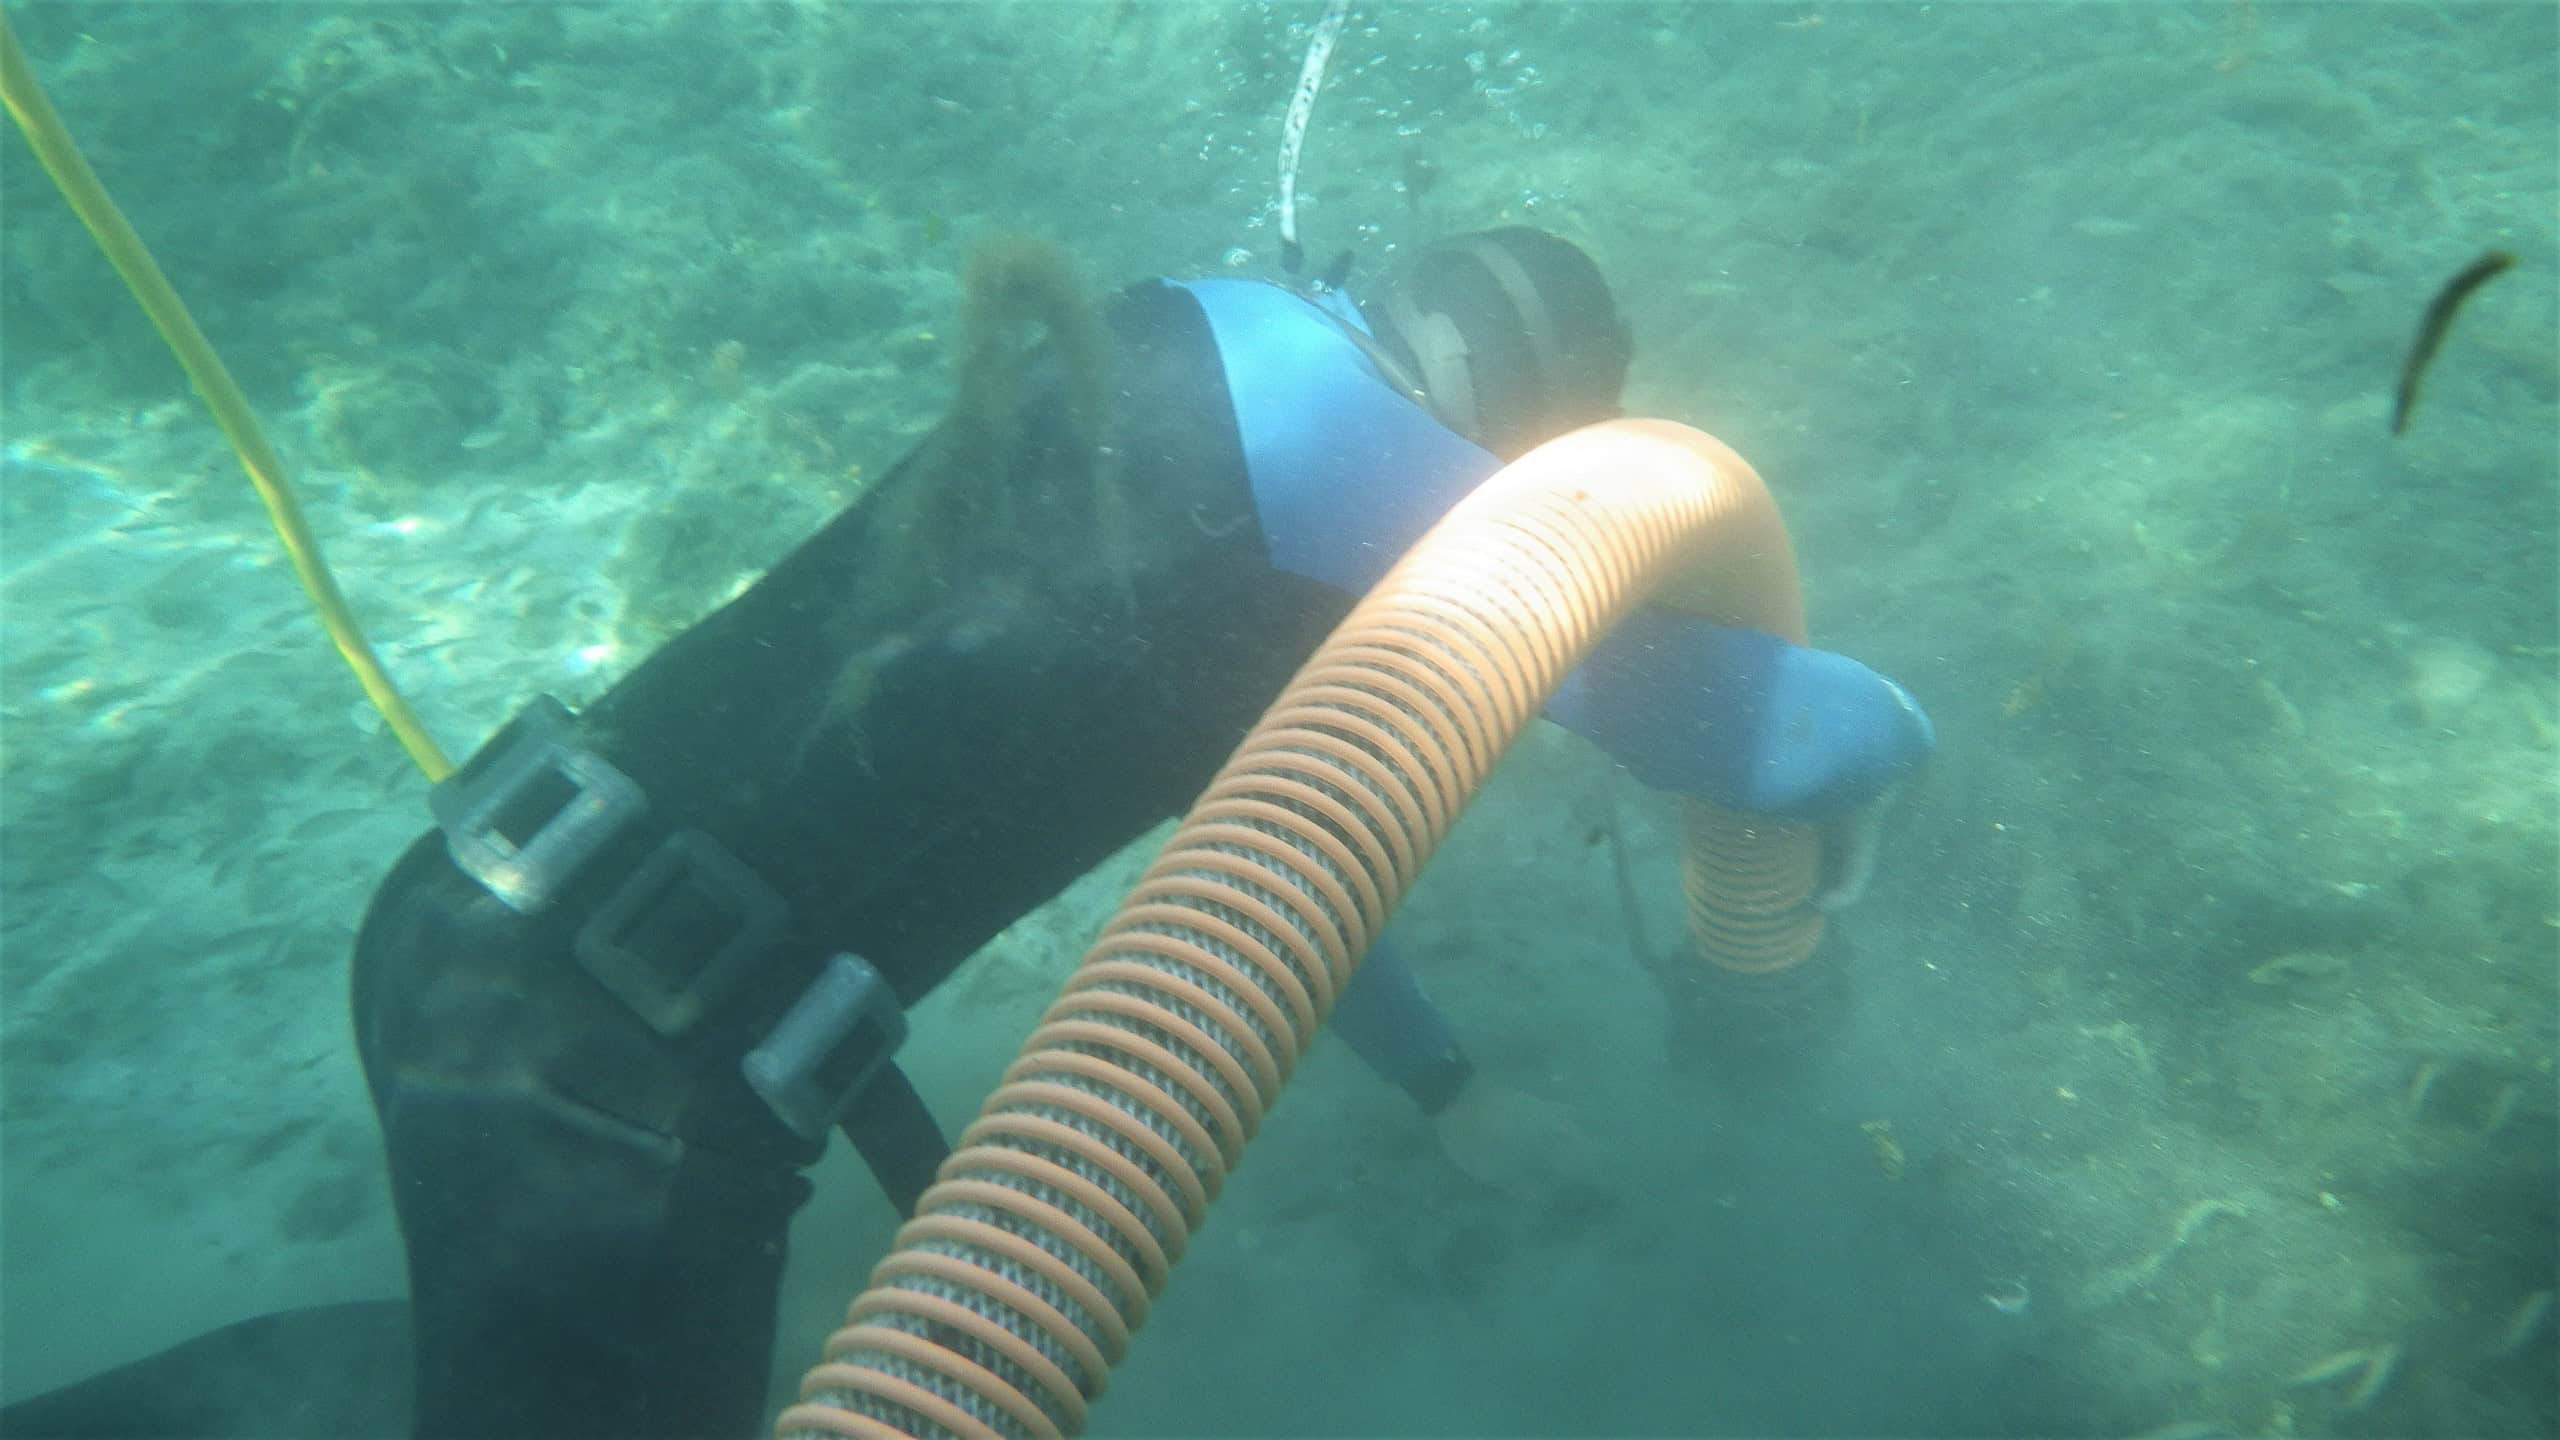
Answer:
[2393,249,2515,435]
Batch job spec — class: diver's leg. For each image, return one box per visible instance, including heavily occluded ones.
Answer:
[1328,937,1474,1113]
[352,835,817,1440]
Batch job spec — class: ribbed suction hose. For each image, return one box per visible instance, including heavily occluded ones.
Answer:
[778,419,1810,1440]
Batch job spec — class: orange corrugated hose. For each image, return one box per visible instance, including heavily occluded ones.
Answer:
[778,419,1819,1440]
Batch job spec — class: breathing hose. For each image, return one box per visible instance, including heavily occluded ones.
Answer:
[0,12,452,781]
[777,417,1821,1440]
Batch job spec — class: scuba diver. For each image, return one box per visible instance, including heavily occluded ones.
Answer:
[0,226,1932,1440]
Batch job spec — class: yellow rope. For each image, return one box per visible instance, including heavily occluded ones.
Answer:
[2,14,453,781]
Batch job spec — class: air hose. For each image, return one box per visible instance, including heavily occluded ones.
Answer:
[0,13,452,781]
[777,418,1817,1440]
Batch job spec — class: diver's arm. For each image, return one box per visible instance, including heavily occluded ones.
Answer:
[1543,609,1935,820]
[1184,276,1936,830]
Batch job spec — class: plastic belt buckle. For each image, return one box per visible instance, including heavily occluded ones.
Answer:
[742,953,908,1143]
[572,828,787,1036]
[430,696,645,915]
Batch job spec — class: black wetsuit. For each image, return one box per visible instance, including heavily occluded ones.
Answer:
[349,279,1354,1439]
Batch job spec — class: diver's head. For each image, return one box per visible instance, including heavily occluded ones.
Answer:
[1357,227,1631,460]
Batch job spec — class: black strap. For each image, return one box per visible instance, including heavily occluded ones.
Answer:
[840,1063,948,1217]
